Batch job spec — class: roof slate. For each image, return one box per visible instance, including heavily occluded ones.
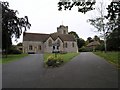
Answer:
[23,32,76,42]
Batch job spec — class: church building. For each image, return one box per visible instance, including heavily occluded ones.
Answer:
[23,25,78,53]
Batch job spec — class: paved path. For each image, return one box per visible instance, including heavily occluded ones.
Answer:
[2,52,118,88]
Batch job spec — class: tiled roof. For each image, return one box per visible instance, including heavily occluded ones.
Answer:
[50,33,76,41]
[87,41,100,47]
[23,32,76,42]
[23,32,49,42]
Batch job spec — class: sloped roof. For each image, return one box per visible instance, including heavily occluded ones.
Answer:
[23,32,76,42]
[23,32,49,42]
[50,33,76,41]
[87,41,100,47]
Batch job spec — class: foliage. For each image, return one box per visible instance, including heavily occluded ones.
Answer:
[2,54,28,64]
[77,38,85,49]
[106,28,120,51]
[87,37,93,43]
[106,1,120,51]
[1,1,31,55]
[44,53,79,67]
[79,46,90,52]
[68,31,85,48]
[17,42,22,46]
[87,1,109,52]
[58,0,96,13]
[94,51,120,68]
[46,55,63,67]
[68,31,79,39]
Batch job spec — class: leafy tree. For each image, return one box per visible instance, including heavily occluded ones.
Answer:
[68,31,85,48]
[68,31,79,39]
[58,0,96,13]
[107,28,119,51]
[17,42,22,46]
[87,37,93,43]
[106,1,120,51]
[1,1,31,56]
[93,35,100,42]
[87,1,109,52]
[77,38,85,48]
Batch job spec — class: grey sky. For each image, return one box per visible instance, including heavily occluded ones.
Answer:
[3,0,111,45]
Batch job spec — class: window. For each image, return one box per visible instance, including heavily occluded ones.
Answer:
[39,45,41,50]
[57,40,60,46]
[64,42,67,48]
[63,30,66,34]
[29,45,32,50]
[72,42,74,47]
[48,39,52,47]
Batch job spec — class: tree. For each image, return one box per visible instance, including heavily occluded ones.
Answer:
[1,1,31,56]
[77,38,85,48]
[68,31,79,39]
[58,0,96,13]
[106,1,120,51]
[87,1,109,52]
[93,35,100,42]
[17,42,22,46]
[87,37,93,43]
[68,31,85,48]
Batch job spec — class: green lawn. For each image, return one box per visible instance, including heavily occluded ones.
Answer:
[0,54,28,64]
[44,53,79,63]
[93,51,120,68]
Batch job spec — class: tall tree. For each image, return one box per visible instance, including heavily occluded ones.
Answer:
[58,0,96,13]
[87,37,93,43]
[106,1,120,51]
[87,0,109,52]
[68,31,79,39]
[68,31,85,48]
[93,35,100,42]
[1,1,31,56]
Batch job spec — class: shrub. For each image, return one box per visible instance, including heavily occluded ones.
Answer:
[46,54,63,67]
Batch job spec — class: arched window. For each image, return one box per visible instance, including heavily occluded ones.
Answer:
[29,45,32,50]
[64,42,67,48]
[48,39,52,47]
[57,40,60,46]
[63,30,66,34]
[39,45,41,50]
[72,42,74,47]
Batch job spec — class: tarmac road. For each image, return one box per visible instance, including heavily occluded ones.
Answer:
[2,52,118,88]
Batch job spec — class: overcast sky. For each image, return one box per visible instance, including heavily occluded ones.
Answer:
[3,0,111,45]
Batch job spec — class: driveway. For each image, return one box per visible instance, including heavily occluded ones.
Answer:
[2,52,118,88]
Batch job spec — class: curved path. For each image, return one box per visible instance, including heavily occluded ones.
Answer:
[2,52,118,88]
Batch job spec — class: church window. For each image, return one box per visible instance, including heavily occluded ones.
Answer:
[64,42,67,48]
[29,45,33,50]
[57,40,60,46]
[39,45,41,50]
[72,42,74,47]
[48,39,52,47]
[63,30,66,34]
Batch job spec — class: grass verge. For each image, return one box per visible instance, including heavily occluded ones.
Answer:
[93,51,120,68]
[0,54,28,64]
[44,53,79,64]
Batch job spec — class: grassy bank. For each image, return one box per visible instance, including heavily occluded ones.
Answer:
[44,53,79,64]
[1,54,28,64]
[94,51,119,68]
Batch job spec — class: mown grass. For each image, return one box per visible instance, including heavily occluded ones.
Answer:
[0,54,28,64]
[44,53,80,64]
[93,51,120,68]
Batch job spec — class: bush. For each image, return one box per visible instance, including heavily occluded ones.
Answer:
[78,47,91,52]
[8,49,22,54]
[46,55,63,67]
